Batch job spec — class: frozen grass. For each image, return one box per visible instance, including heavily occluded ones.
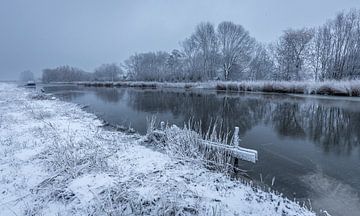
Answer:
[77,80,360,96]
[145,119,241,173]
[0,83,315,215]
[214,80,360,96]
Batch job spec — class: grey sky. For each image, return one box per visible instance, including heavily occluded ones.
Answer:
[0,0,359,80]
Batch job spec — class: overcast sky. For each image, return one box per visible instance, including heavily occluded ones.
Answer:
[0,0,359,80]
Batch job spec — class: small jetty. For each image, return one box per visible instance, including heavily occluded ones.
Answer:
[25,81,36,87]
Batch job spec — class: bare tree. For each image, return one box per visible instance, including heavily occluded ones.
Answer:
[181,37,203,80]
[124,52,170,81]
[274,28,314,80]
[248,44,275,80]
[309,9,360,80]
[308,24,333,81]
[94,63,123,81]
[166,49,186,81]
[331,10,360,79]
[217,21,255,80]
[185,22,219,80]
[42,66,92,83]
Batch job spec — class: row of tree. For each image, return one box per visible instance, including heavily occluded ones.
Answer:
[37,9,360,83]
[40,64,124,83]
[273,9,360,81]
[310,10,360,80]
[124,9,360,82]
[125,21,267,81]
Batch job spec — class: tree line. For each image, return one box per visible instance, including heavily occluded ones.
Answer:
[40,64,125,83]
[40,9,360,83]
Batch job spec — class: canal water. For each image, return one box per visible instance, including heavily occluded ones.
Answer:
[42,84,360,216]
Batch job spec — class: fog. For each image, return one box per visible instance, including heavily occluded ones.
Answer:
[0,0,359,80]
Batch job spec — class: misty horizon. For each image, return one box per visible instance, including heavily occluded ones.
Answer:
[1,0,359,80]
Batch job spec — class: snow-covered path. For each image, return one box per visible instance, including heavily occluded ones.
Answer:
[0,83,315,215]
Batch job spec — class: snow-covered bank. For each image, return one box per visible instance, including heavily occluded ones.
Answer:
[77,80,360,97]
[0,83,315,215]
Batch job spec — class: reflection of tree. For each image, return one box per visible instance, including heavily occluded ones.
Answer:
[93,88,125,103]
[304,105,360,154]
[126,89,360,155]
[127,90,268,136]
[271,102,360,155]
[271,103,306,138]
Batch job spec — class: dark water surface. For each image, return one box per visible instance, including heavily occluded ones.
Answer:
[42,84,360,216]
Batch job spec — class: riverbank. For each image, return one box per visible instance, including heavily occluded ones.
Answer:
[75,80,360,97]
[0,83,315,215]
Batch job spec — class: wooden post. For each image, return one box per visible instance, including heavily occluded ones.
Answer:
[160,121,165,131]
[233,126,240,172]
[233,127,239,146]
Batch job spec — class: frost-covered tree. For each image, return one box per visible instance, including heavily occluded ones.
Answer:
[124,52,170,81]
[42,66,92,83]
[217,21,255,80]
[248,44,275,80]
[309,9,360,80]
[181,37,203,81]
[330,10,359,80]
[19,70,34,82]
[308,24,333,81]
[94,63,123,81]
[182,22,219,80]
[274,28,314,81]
[166,49,186,81]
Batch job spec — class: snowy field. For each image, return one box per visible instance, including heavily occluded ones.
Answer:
[77,80,360,97]
[0,83,315,215]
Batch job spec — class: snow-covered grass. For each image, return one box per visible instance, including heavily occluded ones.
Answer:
[214,80,360,96]
[146,121,233,173]
[145,118,257,173]
[0,83,316,215]
[77,80,360,96]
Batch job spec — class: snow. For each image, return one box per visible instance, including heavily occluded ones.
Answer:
[69,173,115,203]
[0,83,315,215]
[14,147,43,161]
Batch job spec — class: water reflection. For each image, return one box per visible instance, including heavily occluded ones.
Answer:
[59,91,85,101]
[271,103,306,138]
[304,105,360,155]
[94,88,125,103]
[128,90,269,137]
[125,89,359,155]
